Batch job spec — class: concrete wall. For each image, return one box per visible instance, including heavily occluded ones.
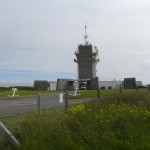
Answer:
[76,45,93,79]
[124,78,136,89]
[56,79,68,90]
[34,80,49,90]
[56,79,74,91]
[87,77,99,90]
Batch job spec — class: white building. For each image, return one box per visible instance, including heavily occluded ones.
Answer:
[49,81,57,90]
[99,80,142,89]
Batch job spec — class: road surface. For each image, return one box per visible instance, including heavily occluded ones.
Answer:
[0,93,96,118]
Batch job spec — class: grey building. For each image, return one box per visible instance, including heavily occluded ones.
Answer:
[73,25,99,90]
[74,44,99,79]
[34,80,49,90]
[124,78,136,89]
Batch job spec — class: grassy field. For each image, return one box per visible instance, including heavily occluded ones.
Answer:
[68,88,149,99]
[0,88,148,99]
[0,90,61,98]
[1,90,150,149]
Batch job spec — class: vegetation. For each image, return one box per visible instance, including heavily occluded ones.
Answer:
[68,88,148,99]
[0,86,34,91]
[0,90,61,98]
[1,91,150,149]
[0,88,148,99]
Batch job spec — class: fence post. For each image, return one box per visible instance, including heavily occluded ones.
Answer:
[119,84,122,94]
[37,93,41,116]
[64,91,68,112]
[148,85,150,92]
[136,86,139,92]
[97,87,100,100]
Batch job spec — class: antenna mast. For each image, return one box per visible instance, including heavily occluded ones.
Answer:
[84,23,88,45]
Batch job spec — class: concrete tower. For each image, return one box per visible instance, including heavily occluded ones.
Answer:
[74,25,99,80]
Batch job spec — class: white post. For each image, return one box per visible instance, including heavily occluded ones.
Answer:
[59,93,64,103]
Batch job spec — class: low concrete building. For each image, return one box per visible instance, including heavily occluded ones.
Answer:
[34,80,49,90]
[56,77,99,91]
[99,79,142,89]
[34,79,143,91]
[124,78,136,89]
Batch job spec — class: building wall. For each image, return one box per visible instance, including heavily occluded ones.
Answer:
[99,80,142,89]
[99,81,115,89]
[56,79,74,91]
[49,82,57,90]
[56,79,69,90]
[92,61,96,78]
[34,80,49,90]
[124,78,136,89]
[136,81,142,87]
[77,45,93,79]
[87,77,99,90]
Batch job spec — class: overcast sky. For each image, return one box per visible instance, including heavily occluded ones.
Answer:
[0,0,150,86]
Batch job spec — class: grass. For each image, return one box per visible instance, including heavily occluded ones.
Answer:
[0,106,64,150]
[0,88,148,99]
[0,90,61,98]
[1,90,150,149]
[68,88,149,99]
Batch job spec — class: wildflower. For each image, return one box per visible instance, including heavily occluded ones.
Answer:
[69,104,85,114]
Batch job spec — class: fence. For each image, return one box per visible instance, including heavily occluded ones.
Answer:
[0,91,96,149]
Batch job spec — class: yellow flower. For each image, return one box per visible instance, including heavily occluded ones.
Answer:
[69,104,85,114]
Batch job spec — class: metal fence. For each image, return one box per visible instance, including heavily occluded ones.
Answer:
[0,91,96,149]
[0,92,64,149]
[0,93,65,119]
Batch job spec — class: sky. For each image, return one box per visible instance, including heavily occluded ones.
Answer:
[0,0,150,86]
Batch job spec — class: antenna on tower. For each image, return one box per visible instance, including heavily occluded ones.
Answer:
[84,22,88,45]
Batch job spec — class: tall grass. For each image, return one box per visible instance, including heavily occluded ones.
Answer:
[8,91,150,150]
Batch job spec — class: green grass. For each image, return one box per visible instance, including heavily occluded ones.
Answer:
[0,106,64,150]
[1,90,150,149]
[68,88,149,99]
[1,91,150,150]
[0,90,61,98]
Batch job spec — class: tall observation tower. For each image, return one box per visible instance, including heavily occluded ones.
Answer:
[74,25,99,80]
[56,25,100,91]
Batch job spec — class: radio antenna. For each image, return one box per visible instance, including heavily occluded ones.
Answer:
[84,22,88,45]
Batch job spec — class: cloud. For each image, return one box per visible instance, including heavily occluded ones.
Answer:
[0,0,150,85]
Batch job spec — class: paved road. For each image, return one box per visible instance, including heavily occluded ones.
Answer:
[0,93,95,118]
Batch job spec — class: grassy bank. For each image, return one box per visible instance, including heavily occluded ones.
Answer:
[1,91,149,149]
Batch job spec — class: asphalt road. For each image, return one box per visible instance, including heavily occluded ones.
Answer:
[0,93,95,118]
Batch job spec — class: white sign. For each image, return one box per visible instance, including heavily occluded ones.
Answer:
[59,93,64,103]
